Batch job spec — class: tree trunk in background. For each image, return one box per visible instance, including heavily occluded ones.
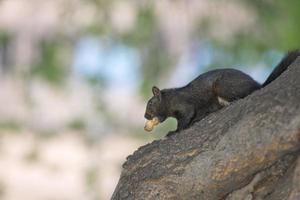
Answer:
[112,59,300,200]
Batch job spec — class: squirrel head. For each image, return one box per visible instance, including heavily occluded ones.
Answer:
[144,86,167,123]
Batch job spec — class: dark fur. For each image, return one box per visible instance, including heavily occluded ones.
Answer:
[145,50,300,136]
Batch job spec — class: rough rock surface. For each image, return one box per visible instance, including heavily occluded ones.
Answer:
[112,59,300,200]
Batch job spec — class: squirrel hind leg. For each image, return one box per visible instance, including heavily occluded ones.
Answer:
[217,96,230,106]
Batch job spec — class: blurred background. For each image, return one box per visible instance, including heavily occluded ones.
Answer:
[0,0,299,199]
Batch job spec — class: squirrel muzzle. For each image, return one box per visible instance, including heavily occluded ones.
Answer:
[144,117,159,132]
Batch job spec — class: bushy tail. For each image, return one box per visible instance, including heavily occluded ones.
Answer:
[262,49,300,87]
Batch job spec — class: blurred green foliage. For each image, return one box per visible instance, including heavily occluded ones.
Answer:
[31,40,67,85]
[0,31,10,45]
[192,0,300,70]
[0,121,22,131]
[211,0,300,66]
[24,147,39,163]
[15,0,300,90]
[240,0,299,46]
[85,167,98,192]
[68,118,87,131]
[120,7,172,97]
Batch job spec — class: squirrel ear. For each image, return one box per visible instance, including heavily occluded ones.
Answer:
[152,86,161,99]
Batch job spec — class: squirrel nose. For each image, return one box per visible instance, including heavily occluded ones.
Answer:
[144,113,152,120]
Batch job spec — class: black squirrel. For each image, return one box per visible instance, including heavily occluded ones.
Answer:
[144,49,300,136]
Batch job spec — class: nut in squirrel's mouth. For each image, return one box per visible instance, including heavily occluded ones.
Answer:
[144,117,160,132]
